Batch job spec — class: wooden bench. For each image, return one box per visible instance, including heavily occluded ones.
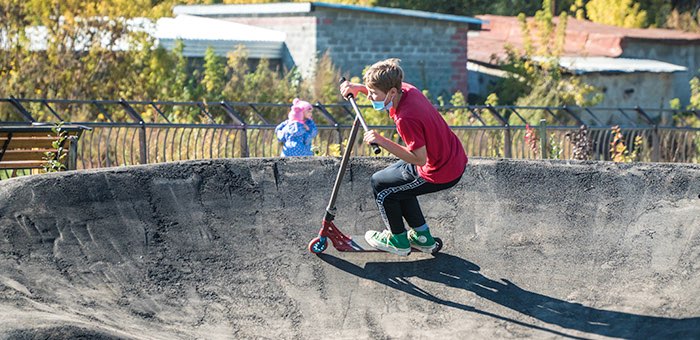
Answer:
[0,124,90,177]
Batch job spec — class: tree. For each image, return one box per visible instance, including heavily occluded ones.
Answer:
[170,39,195,102]
[0,1,155,99]
[202,46,226,102]
[487,1,603,122]
[585,0,647,28]
[665,8,700,32]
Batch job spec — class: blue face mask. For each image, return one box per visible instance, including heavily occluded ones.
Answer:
[370,92,395,111]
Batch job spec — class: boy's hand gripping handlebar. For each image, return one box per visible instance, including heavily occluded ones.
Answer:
[340,77,381,155]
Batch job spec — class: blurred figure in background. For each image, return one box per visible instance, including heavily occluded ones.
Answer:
[275,98,318,157]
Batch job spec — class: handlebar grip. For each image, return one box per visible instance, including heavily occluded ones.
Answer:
[371,143,381,155]
[338,77,355,99]
[339,77,353,99]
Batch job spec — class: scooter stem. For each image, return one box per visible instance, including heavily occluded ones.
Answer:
[324,116,362,221]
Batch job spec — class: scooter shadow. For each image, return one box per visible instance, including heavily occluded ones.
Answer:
[318,253,700,339]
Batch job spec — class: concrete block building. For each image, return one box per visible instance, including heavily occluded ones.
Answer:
[174,2,483,99]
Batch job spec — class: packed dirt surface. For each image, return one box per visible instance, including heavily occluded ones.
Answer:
[0,157,699,339]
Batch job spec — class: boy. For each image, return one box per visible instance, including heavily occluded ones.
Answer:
[340,58,468,256]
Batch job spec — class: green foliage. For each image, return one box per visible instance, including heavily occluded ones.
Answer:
[0,1,343,124]
[0,0,174,113]
[570,0,586,19]
[311,52,342,104]
[548,133,563,159]
[323,139,344,157]
[690,76,700,110]
[668,75,700,165]
[203,46,226,103]
[441,91,469,125]
[0,0,342,124]
[669,98,682,110]
[665,8,700,32]
[609,125,642,162]
[670,73,700,128]
[42,122,68,172]
[487,2,603,122]
[586,0,647,28]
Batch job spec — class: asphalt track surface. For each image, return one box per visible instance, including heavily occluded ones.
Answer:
[0,157,699,339]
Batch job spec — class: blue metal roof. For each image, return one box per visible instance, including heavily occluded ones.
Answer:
[155,15,285,59]
[311,2,482,27]
[532,56,688,74]
[174,2,483,29]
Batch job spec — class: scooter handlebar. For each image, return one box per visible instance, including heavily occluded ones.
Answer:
[340,77,381,155]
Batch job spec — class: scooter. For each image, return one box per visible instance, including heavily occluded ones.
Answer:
[307,78,443,255]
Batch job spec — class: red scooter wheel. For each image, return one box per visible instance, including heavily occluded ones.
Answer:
[308,236,328,254]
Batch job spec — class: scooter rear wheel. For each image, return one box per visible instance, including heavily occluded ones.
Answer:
[432,237,443,255]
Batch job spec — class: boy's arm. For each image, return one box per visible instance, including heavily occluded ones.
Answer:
[364,130,427,166]
[340,81,368,98]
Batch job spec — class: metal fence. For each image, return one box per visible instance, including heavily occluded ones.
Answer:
[1,98,699,175]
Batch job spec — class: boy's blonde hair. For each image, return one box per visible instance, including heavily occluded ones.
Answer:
[363,58,403,93]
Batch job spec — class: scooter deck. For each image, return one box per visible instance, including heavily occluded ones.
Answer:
[337,234,381,252]
[335,235,443,254]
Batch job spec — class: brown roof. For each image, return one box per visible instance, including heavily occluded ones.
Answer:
[469,14,700,64]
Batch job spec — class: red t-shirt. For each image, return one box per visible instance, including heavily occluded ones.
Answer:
[389,82,468,183]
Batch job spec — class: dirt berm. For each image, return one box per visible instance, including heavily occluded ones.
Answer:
[0,158,699,339]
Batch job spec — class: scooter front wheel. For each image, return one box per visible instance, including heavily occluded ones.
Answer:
[308,236,328,254]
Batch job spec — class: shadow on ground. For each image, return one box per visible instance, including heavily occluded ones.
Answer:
[320,253,700,339]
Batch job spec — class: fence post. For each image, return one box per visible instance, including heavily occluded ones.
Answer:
[539,119,547,159]
[239,127,249,158]
[137,123,148,164]
[315,102,343,154]
[651,124,660,162]
[67,135,78,170]
[119,99,148,164]
[221,102,249,157]
[485,105,511,158]
[503,127,512,159]
[634,106,659,162]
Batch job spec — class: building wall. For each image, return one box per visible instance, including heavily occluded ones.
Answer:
[213,9,470,98]
[580,71,680,123]
[621,41,700,106]
[466,64,679,124]
[313,9,469,98]
[221,15,317,77]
